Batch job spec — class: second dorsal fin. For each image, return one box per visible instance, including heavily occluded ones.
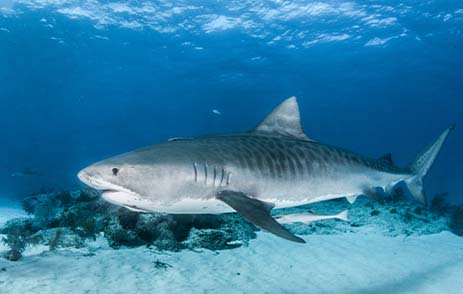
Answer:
[252,97,312,141]
[379,153,394,165]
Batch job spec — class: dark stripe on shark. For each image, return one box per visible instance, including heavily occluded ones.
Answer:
[239,143,256,172]
[244,140,267,178]
[274,144,288,179]
[253,141,278,179]
[232,146,248,171]
[259,141,283,179]
[262,143,280,179]
[244,141,264,175]
[292,146,308,176]
[197,135,407,181]
[263,140,283,178]
[287,147,304,179]
[276,140,299,178]
[273,141,290,179]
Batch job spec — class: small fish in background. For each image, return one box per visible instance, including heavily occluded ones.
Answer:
[11,168,41,177]
[212,109,222,115]
[276,210,349,225]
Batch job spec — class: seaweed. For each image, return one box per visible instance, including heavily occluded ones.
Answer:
[430,192,452,215]
[21,195,38,214]
[1,218,41,261]
[48,229,62,251]
[449,206,463,237]
[370,210,380,216]
[153,260,172,270]
[117,208,139,230]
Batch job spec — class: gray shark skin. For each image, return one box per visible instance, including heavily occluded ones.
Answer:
[78,97,454,243]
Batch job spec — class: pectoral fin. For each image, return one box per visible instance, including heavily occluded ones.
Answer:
[216,191,305,243]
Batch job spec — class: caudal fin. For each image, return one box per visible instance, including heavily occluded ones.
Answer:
[405,125,455,204]
[335,210,349,222]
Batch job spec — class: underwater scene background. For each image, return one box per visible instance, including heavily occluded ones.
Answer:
[1,1,463,293]
[1,0,462,203]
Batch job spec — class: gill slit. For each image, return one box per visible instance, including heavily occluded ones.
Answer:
[213,166,217,187]
[193,163,198,183]
[220,168,225,186]
[226,172,231,185]
[194,163,230,187]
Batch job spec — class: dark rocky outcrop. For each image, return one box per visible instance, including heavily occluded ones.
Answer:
[449,206,463,236]
[1,218,40,261]
[1,189,257,260]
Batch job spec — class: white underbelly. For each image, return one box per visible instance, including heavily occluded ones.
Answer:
[150,198,235,214]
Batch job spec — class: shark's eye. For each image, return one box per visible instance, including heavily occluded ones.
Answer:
[112,168,119,176]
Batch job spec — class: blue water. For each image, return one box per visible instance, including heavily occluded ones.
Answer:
[0,1,462,203]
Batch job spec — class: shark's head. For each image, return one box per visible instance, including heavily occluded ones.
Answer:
[77,146,194,212]
[78,159,146,211]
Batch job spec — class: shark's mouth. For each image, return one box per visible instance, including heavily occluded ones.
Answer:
[78,170,149,212]
[99,189,151,212]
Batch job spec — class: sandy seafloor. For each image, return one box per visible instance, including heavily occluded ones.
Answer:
[0,206,462,294]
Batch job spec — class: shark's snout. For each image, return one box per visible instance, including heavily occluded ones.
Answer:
[78,165,149,212]
[77,166,111,190]
[77,168,91,186]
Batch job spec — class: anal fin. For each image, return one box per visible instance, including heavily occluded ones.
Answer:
[346,195,359,204]
[216,191,305,243]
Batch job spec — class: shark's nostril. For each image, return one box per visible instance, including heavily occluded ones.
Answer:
[112,168,119,176]
[77,169,94,187]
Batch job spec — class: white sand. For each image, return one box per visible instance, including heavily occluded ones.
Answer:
[0,208,462,293]
[0,207,27,227]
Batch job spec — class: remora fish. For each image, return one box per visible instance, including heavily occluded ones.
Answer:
[78,97,454,243]
[276,210,349,225]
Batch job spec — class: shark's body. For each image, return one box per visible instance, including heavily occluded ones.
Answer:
[78,97,453,243]
[95,133,408,214]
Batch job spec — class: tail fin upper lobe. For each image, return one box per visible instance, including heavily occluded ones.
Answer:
[405,125,455,204]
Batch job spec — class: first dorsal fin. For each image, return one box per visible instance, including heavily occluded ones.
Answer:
[379,153,394,165]
[252,97,312,141]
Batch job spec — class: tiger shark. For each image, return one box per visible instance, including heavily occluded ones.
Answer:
[78,97,453,243]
